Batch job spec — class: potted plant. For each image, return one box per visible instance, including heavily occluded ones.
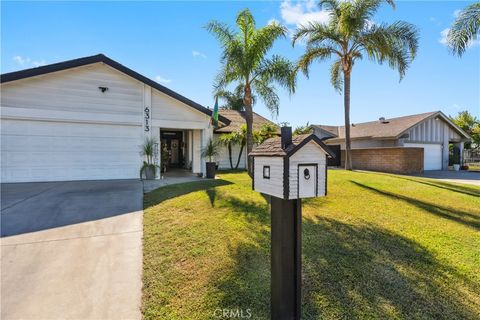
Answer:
[140,137,159,180]
[161,143,169,173]
[201,138,220,178]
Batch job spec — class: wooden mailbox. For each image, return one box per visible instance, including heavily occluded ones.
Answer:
[249,126,334,320]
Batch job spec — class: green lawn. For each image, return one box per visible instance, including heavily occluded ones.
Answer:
[142,171,480,320]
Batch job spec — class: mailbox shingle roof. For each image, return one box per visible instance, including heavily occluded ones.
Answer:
[249,133,334,158]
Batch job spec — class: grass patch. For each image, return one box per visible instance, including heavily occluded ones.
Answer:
[142,171,480,319]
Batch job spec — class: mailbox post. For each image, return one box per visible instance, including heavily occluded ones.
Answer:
[249,127,333,320]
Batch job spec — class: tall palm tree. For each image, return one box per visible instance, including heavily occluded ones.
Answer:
[447,2,480,56]
[216,85,253,111]
[206,9,296,175]
[292,0,419,170]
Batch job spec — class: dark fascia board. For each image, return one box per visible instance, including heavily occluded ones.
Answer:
[0,54,231,125]
[287,134,336,158]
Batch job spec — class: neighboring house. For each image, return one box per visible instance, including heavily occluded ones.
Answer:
[313,111,471,173]
[0,54,232,183]
[214,109,278,170]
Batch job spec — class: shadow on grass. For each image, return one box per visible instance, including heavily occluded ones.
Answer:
[302,217,479,319]
[144,179,232,209]
[209,197,479,319]
[395,176,480,197]
[352,170,480,197]
[351,181,480,230]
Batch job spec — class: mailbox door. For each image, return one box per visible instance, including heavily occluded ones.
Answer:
[298,164,317,198]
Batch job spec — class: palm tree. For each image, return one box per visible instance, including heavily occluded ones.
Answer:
[447,2,480,57]
[292,0,419,170]
[206,9,296,175]
[216,85,254,111]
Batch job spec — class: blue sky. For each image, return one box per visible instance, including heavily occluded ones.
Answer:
[1,1,479,127]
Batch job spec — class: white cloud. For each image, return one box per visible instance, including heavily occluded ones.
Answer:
[280,0,330,27]
[267,18,280,26]
[439,28,449,45]
[13,55,30,65]
[192,50,207,59]
[155,75,172,84]
[453,9,461,18]
[13,55,46,67]
[32,59,46,67]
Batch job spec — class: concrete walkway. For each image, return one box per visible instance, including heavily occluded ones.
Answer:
[413,170,480,186]
[143,169,203,193]
[1,180,143,320]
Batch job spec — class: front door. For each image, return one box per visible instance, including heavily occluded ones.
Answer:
[161,131,183,168]
[298,164,317,198]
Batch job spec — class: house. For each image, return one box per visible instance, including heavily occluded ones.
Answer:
[0,54,233,183]
[214,109,278,170]
[313,111,471,173]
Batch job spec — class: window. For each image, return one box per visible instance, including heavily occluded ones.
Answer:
[263,166,270,179]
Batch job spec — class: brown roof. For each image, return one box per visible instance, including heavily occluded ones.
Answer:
[215,109,279,133]
[313,111,438,141]
[249,134,334,157]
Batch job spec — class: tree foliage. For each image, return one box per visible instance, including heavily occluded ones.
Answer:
[206,9,296,175]
[450,110,480,149]
[294,122,313,135]
[447,2,480,57]
[292,0,419,169]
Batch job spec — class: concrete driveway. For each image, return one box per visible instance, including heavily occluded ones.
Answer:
[1,180,143,320]
[414,170,480,186]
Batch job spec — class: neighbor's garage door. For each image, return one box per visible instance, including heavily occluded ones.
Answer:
[404,143,442,170]
[1,120,142,183]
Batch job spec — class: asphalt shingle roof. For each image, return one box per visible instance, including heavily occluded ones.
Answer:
[313,111,438,140]
[215,109,279,133]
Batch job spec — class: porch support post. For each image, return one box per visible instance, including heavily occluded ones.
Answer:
[442,124,450,170]
[201,127,213,177]
[455,142,464,165]
[270,196,302,320]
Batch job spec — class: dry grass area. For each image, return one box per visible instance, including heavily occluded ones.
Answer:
[142,171,480,320]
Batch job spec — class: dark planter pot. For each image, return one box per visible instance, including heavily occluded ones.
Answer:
[206,162,216,179]
[145,166,156,180]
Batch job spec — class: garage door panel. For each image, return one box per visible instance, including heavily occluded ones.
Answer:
[404,143,442,170]
[1,120,142,182]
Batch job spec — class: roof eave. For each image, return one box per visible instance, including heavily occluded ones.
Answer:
[0,54,231,125]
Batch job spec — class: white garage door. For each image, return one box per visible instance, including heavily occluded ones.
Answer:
[404,143,442,170]
[1,119,142,183]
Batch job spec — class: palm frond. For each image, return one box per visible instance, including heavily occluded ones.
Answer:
[204,21,235,48]
[330,59,343,92]
[254,55,296,94]
[358,21,419,79]
[296,47,336,78]
[251,79,280,117]
[447,2,480,56]
[247,22,287,70]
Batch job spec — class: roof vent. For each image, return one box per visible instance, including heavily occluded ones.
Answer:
[379,117,389,124]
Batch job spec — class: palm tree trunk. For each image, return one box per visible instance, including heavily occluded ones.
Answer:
[235,143,245,169]
[244,83,254,177]
[228,142,234,169]
[344,71,353,170]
